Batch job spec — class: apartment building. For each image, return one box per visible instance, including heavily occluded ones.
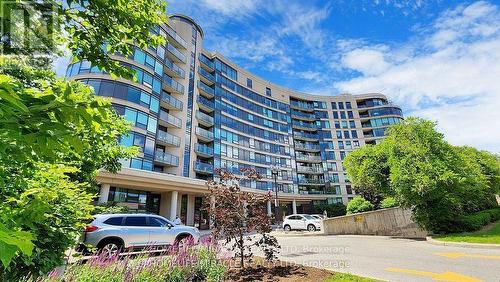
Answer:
[66,14,403,229]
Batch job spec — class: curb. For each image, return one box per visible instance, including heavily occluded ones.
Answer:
[426,236,500,249]
[271,231,326,237]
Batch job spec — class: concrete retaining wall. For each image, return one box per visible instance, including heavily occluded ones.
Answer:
[321,207,427,238]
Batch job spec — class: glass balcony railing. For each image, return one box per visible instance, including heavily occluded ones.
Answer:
[157,130,181,147]
[198,81,215,96]
[290,100,314,110]
[199,55,214,70]
[159,110,182,128]
[195,127,214,140]
[167,43,186,63]
[292,120,317,129]
[197,95,214,110]
[196,110,214,126]
[164,57,185,78]
[193,161,214,174]
[161,92,183,110]
[291,110,316,120]
[195,143,214,156]
[295,143,320,151]
[198,67,215,82]
[294,131,319,140]
[163,74,185,94]
[296,154,322,162]
[297,166,323,173]
[298,179,325,185]
[165,25,187,49]
[154,150,179,166]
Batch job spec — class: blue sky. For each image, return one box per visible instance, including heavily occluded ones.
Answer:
[167,0,500,152]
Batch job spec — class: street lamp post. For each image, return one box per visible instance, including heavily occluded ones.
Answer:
[270,165,280,220]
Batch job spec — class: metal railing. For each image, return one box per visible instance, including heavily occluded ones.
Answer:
[159,110,182,128]
[161,92,183,110]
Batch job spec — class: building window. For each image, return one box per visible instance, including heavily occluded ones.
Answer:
[266,87,271,96]
[346,102,352,109]
[331,102,337,109]
[247,78,253,88]
[338,102,344,109]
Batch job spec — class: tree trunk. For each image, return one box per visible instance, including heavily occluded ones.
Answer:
[239,232,244,268]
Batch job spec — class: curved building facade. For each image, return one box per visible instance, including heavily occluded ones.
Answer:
[66,14,403,228]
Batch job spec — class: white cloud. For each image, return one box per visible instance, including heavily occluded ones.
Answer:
[335,1,500,152]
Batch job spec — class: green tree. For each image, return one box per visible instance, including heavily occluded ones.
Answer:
[380,197,399,209]
[0,0,167,277]
[345,117,499,233]
[0,61,136,279]
[346,197,374,214]
[344,145,391,207]
[314,203,347,217]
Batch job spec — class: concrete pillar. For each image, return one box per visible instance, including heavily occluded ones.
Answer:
[292,199,297,215]
[176,193,182,218]
[159,192,171,219]
[267,200,272,216]
[98,184,111,203]
[170,191,178,221]
[186,195,195,226]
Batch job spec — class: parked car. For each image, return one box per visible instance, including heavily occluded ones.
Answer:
[79,214,200,256]
[310,214,326,220]
[282,214,321,232]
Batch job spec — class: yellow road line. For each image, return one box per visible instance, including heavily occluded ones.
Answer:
[385,267,483,282]
[435,252,500,260]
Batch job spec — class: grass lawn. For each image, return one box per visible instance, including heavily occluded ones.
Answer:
[325,272,383,281]
[434,220,500,244]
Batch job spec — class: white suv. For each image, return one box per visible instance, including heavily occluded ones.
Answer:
[79,214,200,256]
[282,214,321,232]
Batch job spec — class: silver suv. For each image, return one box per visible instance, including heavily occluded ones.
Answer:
[80,214,200,255]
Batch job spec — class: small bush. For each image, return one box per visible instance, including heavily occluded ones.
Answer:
[346,197,374,214]
[460,212,491,232]
[484,207,500,222]
[380,197,399,209]
[314,203,347,217]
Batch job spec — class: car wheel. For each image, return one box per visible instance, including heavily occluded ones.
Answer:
[98,239,123,257]
[307,224,316,232]
[283,225,291,232]
[174,235,193,250]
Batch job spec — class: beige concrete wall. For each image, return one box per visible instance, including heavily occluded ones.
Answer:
[321,207,427,238]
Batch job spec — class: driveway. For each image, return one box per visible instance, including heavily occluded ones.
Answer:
[272,235,500,282]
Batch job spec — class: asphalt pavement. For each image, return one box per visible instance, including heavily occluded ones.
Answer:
[268,235,500,282]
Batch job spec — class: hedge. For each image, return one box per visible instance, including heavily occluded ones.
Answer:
[453,207,500,233]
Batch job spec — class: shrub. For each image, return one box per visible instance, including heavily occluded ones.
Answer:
[346,197,374,214]
[380,197,399,209]
[314,203,347,217]
[484,207,500,222]
[31,236,227,282]
[93,203,130,214]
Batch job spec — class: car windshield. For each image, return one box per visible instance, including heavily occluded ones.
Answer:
[304,215,315,220]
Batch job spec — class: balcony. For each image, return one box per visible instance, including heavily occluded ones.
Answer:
[166,43,186,63]
[157,130,181,147]
[291,110,316,121]
[196,110,214,127]
[197,95,214,112]
[290,101,314,112]
[163,74,184,95]
[161,92,183,111]
[164,57,185,78]
[292,120,317,131]
[294,143,321,152]
[293,131,319,141]
[296,166,323,174]
[198,81,215,98]
[154,150,179,166]
[195,126,214,142]
[198,67,215,86]
[195,143,214,158]
[296,154,322,163]
[199,55,215,72]
[165,25,187,49]
[193,161,214,174]
[298,179,325,185]
[159,110,182,128]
